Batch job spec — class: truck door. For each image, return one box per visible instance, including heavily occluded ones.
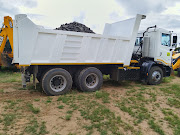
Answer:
[156,33,172,66]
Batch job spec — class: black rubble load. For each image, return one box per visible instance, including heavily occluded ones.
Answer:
[55,22,95,34]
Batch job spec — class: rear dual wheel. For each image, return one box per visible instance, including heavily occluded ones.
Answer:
[42,68,72,96]
[75,67,103,92]
[40,67,103,96]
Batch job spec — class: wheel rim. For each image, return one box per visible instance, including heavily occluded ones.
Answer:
[50,75,67,92]
[85,73,99,89]
[152,71,161,82]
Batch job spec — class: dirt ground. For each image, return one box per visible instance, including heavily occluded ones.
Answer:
[0,72,180,135]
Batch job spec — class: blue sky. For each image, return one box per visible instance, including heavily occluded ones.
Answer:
[1,0,180,42]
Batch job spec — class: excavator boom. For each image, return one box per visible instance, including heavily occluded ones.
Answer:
[0,16,13,67]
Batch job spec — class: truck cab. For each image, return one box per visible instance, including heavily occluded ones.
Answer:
[133,27,177,67]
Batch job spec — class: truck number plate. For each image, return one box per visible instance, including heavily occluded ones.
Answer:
[0,36,3,46]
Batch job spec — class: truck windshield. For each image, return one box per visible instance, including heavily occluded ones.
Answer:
[161,33,170,47]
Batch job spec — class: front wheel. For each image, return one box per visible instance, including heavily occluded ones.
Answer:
[42,68,72,96]
[147,66,163,85]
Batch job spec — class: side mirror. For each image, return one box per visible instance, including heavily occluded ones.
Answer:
[173,36,177,44]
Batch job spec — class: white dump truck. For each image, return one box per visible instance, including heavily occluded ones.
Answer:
[12,14,172,96]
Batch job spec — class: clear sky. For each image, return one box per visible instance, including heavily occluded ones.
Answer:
[1,0,180,42]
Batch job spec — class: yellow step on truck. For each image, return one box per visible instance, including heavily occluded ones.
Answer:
[0,14,178,96]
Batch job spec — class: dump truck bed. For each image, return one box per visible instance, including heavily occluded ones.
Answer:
[13,14,145,66]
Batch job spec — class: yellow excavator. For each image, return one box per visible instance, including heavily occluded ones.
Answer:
[0,16,13,67]
[172,51,180,76]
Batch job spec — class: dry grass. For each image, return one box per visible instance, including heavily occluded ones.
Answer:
[0,71,179,135]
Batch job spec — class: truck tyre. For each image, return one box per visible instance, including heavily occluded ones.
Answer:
[77,67,103,92]
[147,66,163,85]
[42,68,72,96]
